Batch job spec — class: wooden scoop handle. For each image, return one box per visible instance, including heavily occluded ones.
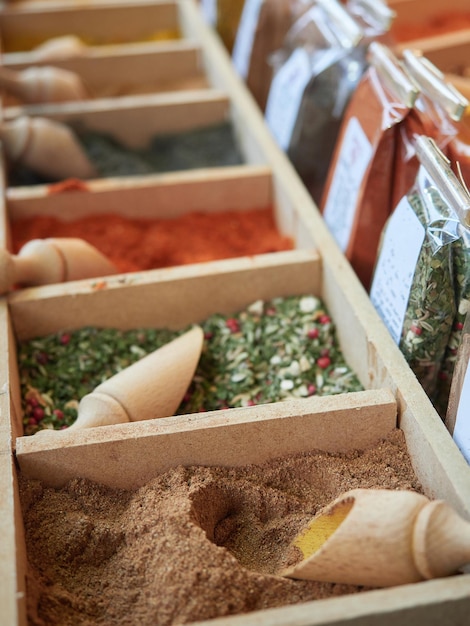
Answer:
[0,116,97,180]
[0,238,118,293]
[34,326,204,433]
[282,488,470,587]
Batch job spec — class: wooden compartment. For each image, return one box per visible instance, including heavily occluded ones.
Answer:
[1,41,210,111]
[3,164,302,283]
[3,249,470,625]
[0,0,182,56]
[2,1,470,624]
[2,89,249,188]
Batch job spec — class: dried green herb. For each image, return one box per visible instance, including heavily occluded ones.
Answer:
[399,187,457,397]
[434,223,470,417]
[9,122,244,186]
[19,295,363,434]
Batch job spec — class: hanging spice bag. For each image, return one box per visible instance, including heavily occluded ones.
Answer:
[231,0,292,111]
[321,41,419,290]
[392,49,468,210]
[264,0,365,205]
[370,136,469,399]
[434,197,470,418]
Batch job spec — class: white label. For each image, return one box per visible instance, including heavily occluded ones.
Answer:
[453,359,470,464]
[264,48,311,151]
[370,197,425,344]
[201,0,217,25]
[232,0,263,79]
[322,117,373,252]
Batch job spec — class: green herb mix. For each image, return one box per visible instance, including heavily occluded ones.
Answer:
[19,295,363,435]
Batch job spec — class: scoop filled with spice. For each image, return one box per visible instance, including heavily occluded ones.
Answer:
[281,488,470,587]
[0,237,119,294]
[34,325,204,433]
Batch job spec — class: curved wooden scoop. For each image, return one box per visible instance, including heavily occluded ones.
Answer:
[0,237,119,293]
[0,66,88,104]
[0,115,97,180]
[36,325,204,432]
[281,488,470,588]
[33,35,87,61]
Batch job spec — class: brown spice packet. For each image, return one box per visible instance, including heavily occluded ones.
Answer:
[245,0,293,111]
[321,44,417,290]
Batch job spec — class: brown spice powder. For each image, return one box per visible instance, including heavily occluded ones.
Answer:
[21,429,423,626]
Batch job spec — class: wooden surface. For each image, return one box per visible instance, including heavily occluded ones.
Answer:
[3,2,470,625]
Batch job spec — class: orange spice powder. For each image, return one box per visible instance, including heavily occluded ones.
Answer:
[11,208,294,274]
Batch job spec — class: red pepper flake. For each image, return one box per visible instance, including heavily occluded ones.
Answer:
[92,280,107,290]
[307,384,317,396]
[53,409,64,421]
[410,324,422,335]
[59,333,71,345]
[36,352,49,365]
[33,406,45,421]
[225,318,240,333]
[317,356,331,369]
[47,178,89,195]
[307,328,319,339]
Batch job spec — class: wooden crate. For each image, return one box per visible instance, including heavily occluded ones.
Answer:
[1,1,470,625]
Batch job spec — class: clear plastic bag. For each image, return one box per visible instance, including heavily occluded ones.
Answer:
[371,137,468,398]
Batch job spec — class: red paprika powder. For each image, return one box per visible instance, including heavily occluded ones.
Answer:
[11,207,294,274]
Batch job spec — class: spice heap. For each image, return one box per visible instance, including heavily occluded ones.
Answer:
[11,208,294,274]
[21,429,421,625]
[19,295,363,434]
[9,122,244,186]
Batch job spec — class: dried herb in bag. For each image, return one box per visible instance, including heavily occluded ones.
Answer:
[265,0,365,205]
[435,211,470,418]
[282,0,394,205]
[370,136,469,399]
[321,42,418,290]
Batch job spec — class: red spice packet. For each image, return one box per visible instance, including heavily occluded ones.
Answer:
[321,42,418,290]
[392,50,468,210]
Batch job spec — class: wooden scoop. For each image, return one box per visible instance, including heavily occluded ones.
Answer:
[281,488,470,588]
[32,35,87,61]
[0,66,88,104]
[0,115,97,180]
[0,237,119,293]
[35,325,204,432]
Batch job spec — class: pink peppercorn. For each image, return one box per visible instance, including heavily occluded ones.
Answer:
[60,333,71,345]
[33,406,45,421]
[319,314,331,325]
[410,324,422,335]
[27,397,39,408]
[317,356,331,369]
[53,409,64,421]
[225,318,240,333]
[247,400,256,406]
[454,321,464,331]
[307,384,317,396]
[307,328,319,339]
